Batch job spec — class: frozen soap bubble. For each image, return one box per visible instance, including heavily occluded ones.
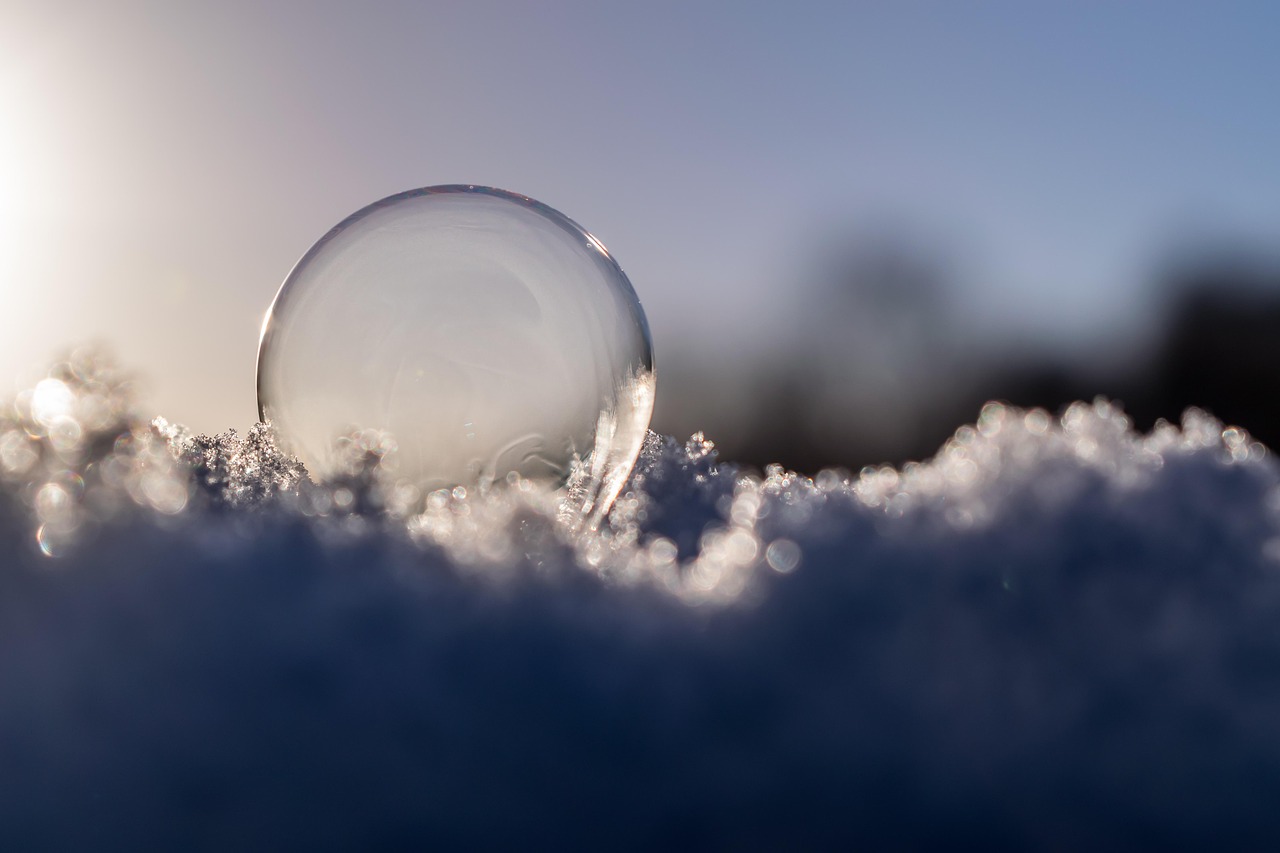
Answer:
[257,185,655,524]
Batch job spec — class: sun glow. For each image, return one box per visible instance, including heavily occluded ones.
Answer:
[0,81,52,282]
[0,94,32,267]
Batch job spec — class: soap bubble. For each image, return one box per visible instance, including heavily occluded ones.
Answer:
[257,186,655,524]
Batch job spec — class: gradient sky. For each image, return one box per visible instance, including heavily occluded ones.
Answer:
[2,1,1278,434]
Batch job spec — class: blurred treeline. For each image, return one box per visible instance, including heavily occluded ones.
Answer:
[654,241,1280,472]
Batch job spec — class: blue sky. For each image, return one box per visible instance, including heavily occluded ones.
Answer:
[2,1,1278,432]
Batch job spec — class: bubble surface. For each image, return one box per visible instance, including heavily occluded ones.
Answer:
[257,186,655,523]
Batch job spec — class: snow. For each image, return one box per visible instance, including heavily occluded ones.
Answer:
[4,350,1280,848]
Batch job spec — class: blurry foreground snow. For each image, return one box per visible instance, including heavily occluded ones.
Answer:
[5,351,1280,848]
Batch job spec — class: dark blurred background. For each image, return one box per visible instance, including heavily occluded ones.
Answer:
[654,244,1280,471]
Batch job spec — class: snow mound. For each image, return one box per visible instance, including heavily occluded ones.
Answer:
[4,351,1280,849]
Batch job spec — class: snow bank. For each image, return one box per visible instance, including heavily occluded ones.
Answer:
[4,351,1280,849]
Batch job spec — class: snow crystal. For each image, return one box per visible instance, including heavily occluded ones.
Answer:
[3,351,1280,848]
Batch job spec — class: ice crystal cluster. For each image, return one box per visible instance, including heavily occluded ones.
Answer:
[4,350,1280,848]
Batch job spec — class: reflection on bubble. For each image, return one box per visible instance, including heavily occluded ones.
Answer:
[257,186,655,526]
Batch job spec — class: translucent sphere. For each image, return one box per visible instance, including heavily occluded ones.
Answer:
[257,186,655,522]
